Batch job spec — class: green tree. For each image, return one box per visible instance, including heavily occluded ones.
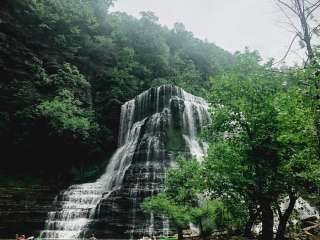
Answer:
[204,50,319,239]
[189,199,241,238]
[273,88,320,240]
[202,140,255,236]
[142,157,241,239]
[294,54,320,158]
[49,63,91,94]
[142,193,190,240]
[142,157,202,239]
[165,157,202,207]
[36,89,98,140]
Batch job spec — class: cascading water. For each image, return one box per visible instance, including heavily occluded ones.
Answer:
[41,85,210,239]
[40,101,146,239]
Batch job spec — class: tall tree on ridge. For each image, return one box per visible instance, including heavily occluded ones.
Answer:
[275,0,320,62]
[275,0,320,158]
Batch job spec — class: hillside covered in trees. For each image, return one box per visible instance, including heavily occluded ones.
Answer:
[0,0,232,180]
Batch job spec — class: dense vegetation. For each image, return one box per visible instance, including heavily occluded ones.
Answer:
[143,51,320,239]
[142,1,320,237]
[0,0,232,180]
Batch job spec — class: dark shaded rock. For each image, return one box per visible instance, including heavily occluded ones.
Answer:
[0,182,62,238]
[302,216,319,228]
[170,97,185,129]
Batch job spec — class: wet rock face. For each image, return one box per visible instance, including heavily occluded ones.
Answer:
[93,111,170,238]
[40,85,210,239]
[170,98,185,129]
[0,183,61,238]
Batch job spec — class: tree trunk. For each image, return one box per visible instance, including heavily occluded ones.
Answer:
[261,201,274,240]
[244,207,260,237]
[275,195,297,240]
[294,0,314,60]
[199,218,205,240]
[177,228,183,240]
[294,0,320,159]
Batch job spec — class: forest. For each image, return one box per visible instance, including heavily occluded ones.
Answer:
[0,0,232,178]
[0,0,319,240]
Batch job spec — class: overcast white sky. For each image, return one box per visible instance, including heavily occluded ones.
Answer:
[111,0,313,66]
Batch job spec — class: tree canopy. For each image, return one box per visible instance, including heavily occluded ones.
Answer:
[142,51,320,239]
[0,0,233,177]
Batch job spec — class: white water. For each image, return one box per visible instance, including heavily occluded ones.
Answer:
[127,85,210,236]
[182,90,209,162]
[41,98,145,239]
[41,85,210,239]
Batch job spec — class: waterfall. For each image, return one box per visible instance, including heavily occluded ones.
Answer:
[40,106,146,239]
[41,85,210,239]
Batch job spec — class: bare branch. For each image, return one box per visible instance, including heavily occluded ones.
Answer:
[291,49,308,63]
[277,0,300,15]
[306,1,320,18]
[302,0,306,14]
[276,1,302,33]
[310,23,320,37]
[277,20,300,34]
[305,0,320,12]
[295,0,305,17]
[275,0,316,60]
[273,33,299,65]
[305,0,315,6]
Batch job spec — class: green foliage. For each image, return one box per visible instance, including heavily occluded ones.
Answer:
[142,157,246,237]
[202,140,251,233]
[142,193,191,230]
[205,50,282,197]
[295,53,320,157]
[49,63,91,93]
[204,50,320,239]
[165,157,202,207]
[28,62,98,142]
[275,88,320,189]
[190,200,240,235]
[36,89,98,140]
[142,157,202,232]
[109,12,233,95]
[203,139,251,197]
